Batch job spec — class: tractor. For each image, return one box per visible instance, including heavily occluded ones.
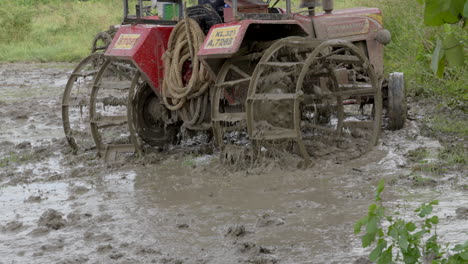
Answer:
[62,0,407,165]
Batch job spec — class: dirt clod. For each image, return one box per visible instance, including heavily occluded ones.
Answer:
[16,141,31,149]
[109,251,124,259]
[255,214,284,228]
[226,224,246,237]
[97,244,113,253]
[37,209,67,230]
[455,207,468,220]
[24,195,43,203]
[2,220,23,232]
[353,256,372,264]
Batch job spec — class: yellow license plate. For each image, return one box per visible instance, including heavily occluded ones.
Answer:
[204,25,241,49]
[114,34,141,49]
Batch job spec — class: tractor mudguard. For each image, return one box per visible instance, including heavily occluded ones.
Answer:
[198,19,309,58]
[105,24,174,96]
[313,7,386,76]
[198,19,310,77]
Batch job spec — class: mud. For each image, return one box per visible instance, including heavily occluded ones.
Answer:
[0,62,467,263]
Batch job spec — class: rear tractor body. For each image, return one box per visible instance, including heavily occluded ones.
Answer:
[62,0,406,164]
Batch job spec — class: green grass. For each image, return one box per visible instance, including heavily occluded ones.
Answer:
[0,0,121,62]
[427,114,468,136]
[0,152,34,168]
[438,144,467,166]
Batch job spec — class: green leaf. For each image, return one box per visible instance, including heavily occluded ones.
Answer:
[354,216,369,234]
[431,38,445,77]
[362,232,375,248]
[429,215,439,224]
[399,235,409,253]
[370,239,387,261]
[403,246,421,264]
[367,216,378,235]
[453,244,464,252]
[416,0,424,5]
[424,0,465,26]
[405,222,417,232]
[443,33,465,67]
[378,246,393,264]
[376,179,385,198]
[389,225,399,240]
[460,250,468,260]
[464,1,468,17]
[430,200,439,206]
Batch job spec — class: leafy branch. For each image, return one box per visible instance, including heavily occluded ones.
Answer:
[416,0,467,77]
[354,180,468,264]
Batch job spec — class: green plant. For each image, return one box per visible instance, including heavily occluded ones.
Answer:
[438,144,467,166]
[354,180,468,263]
[416,0,467,76]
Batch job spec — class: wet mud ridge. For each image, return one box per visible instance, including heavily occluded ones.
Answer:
[0,63,467,263]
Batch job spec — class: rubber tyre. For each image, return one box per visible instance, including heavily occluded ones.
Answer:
[387,72,407,130]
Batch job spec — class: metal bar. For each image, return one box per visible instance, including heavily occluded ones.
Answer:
[123,0,128,21]
[138,0,143,18]
[179,0,183,19]
[232,0,238,21]
[286,0,291,17]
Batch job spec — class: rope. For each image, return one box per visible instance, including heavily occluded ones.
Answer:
[162,18,212,127]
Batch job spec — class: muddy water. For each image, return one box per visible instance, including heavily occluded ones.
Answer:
[0,63,467,263]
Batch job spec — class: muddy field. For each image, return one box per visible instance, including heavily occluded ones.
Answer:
[0,62,467,264]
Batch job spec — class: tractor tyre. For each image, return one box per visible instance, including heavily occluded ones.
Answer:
[387,72,406,130]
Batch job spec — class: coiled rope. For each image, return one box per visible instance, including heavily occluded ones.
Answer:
[162,18,212,127]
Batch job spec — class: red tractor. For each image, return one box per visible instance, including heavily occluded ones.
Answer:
[62,0,406,164]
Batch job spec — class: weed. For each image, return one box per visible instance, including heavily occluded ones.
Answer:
[0,152,34,168]
[438,144,467,167]
[410,174,437,187]
[426,115,468,138]
[407,147,430,163]
[355,180,468,263]
[182,155,196,167]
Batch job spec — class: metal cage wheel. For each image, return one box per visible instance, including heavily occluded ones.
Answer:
[296,39,383,160]
[211,56,257,149]
[89,58,134,161]
[62,53,101,153]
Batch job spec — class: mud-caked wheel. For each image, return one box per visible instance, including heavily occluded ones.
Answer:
[297,39,383,162]
[211,51,264,165]
[128,72,178,156]
[91,30,114,54]
[89,58,135,161]
[62,53,101,153]
[247,38,382,165]
[387,72,406,130]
